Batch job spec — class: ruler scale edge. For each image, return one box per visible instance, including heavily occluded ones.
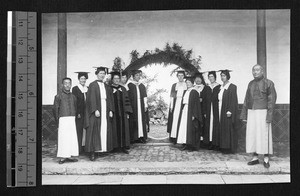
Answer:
[7,11,37,187]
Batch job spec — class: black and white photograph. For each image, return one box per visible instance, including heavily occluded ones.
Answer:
[41,10,290,185]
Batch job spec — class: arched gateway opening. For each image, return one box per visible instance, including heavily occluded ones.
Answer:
[122,43,202,142]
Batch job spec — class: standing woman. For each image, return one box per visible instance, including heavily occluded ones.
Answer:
[72,72,89,154]
[218,70,239,153]
[176,76,203,151]
[167,70,187,144]
[110,70,133,153]
[127,70,148,143]
[202,71,221,150]
[85,67,115,161]
[193,72,206,147]
[120,70,130,91]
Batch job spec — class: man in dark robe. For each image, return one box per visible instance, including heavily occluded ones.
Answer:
[53,77,78,164]
[240,64,277,168]
[127,70,149,143]
[85,67,115,161]
[176,76,203,151]
[167,70,187,144]
[218,70,239,154]
[72,71,89,154]
[110,70,133,153]
[202,71,221,150]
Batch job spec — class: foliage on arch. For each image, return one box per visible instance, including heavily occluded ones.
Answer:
[123,42,202,75]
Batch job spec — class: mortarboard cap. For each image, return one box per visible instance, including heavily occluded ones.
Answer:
[93,66,109,74]
[74,71,90,79]
[218,69,232,79]
[109,70,121,79]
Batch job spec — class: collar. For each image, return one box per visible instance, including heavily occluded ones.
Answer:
[131,80,140,85]
[96,80,104,83]
[62,89,71,94]
[209,82,219,89]
[77,84,88,93]
[254,75,264,82]
[221,81,231,90]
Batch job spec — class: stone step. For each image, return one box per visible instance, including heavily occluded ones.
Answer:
[42,161,290,175]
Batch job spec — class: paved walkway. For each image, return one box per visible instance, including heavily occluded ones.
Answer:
[42,174,290,185]
[43,142,290,175]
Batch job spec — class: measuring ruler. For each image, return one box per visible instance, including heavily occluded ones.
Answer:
[7,11,37,187]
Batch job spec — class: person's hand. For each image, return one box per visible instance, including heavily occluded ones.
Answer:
[145,107,148,112]
[95,110,100,117]
[204,114,206,118]
[200,98,203,102]
[77,114,81,118]
[227,113,231,118]
[127,114,129,119]
[192,116,195,120]
[109,111,113,118]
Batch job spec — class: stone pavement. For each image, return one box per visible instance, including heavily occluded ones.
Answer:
[43,141,290,176]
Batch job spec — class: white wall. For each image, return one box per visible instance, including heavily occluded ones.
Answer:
[42,10,290,105]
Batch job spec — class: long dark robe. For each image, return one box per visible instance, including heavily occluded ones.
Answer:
[176,89,203,148]
[72,85,87,153]
[127,82,148,141]
[194,84,206,137]
[219,83,239,152]
[202,84,221,146]
[84,81,115,152]
[166,83,182,134]
[111,85,133,148]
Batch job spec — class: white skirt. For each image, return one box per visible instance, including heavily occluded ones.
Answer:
[177,104,188,144]
[57,116,79,158]
[170,97,183,138]
[246,109,273,154]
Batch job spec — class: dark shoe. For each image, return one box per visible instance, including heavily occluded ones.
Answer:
[90,153,96,161]
[122,148,129,154]
[180,145,187,151]
[66,158,78,162]
[140,138,146,143]
[125,146,130,150]
[247,159,259,165]
[208,144,213,150]
[263,161,270,168]
[58,159,66,164]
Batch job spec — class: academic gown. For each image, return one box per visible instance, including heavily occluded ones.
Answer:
[194,84,206,137]
[127,82,148,141]
[84,80,115,152]
[111,85,133,148]
[176,88,203,148]
[218,83,239,152]
[202,84,221,146]
[72,85,88,152]
[167,82,187,136]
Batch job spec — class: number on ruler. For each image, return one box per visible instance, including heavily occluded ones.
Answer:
[18,39,24,45]
[29,181,34,185]
[18,21,24,27]
[28,91,34,96]
[18,93,23,100]
[28,46,34,51]
[29,137,34,142]
[18,111,23,118]
[18,75,23,82]
[18,147,23,154]
[18,165,23,172]
[18,57,23,64]
[18,129,23,135]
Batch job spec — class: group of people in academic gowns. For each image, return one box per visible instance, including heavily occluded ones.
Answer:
[53,67,150,163]
[53,63,277,168]
[167,69,239,154]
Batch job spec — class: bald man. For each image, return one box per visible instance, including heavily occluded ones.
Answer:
[240,64,277,168]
